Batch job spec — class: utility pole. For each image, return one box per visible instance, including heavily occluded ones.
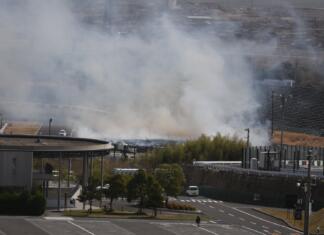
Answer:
[304,150,312,235]
[245,128,250,168]
[279,94,291,170]
[49,118,53,136]
[271,90,274,137]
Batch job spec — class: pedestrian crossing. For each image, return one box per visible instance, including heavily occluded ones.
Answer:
[177,199,223,204]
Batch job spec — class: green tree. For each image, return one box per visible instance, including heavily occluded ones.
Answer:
[103,174,126,211]
[78,177,101,213]
[155,164,185,206]
[145,175,163,217]
[127,169,147,214]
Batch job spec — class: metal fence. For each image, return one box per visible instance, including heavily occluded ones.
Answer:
[243,145,324,176]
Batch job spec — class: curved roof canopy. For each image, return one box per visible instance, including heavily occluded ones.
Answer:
[0,134,113,153]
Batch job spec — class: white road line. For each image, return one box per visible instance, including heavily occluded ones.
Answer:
[262,225,269,229]
[192,224,219,235]
[180,200,185,202]
[213,200,218,203]
[239,217,245,221]
[203,200,207,203]
[0,229,6,235]
[274,229,282,234]
[250,221,257,225]
[209,205,214,208]
[67,221,95,235]
[219,209,224,213]
[197,200,202,203]
[43,217,74,221]
[263,229,270,233]
[209,220,217,224]
[232,207,302,234]
[208,200,213,202]
[242,226,266,235]
[228,213,234,217]
[192,199,196,202]
[186,200,191,202]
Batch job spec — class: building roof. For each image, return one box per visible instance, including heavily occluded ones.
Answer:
[0,134,113,153]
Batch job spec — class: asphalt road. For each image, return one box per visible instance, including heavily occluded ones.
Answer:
[0,216,260,235]
[0,196,303,235]
[174,196,302,235]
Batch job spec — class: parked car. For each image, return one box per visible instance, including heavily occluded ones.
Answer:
[186,185,199,196]
[58,129,67,136]
[96,184,110,191]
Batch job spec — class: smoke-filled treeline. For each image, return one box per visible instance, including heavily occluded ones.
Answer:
[2,0,318,144]
[0,0,269,143]
[137,134,245,168]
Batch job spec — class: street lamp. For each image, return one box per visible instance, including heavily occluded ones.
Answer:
[296,150,312,235]
[49,118,53,136]
[245,128,250,168]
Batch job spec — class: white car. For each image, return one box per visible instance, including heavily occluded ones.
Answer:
[96,184,110,191]
[186,186,199,196]
[58,129,67,136]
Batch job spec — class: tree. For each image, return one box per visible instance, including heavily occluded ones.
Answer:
[78,177,101,213]
[145,175,163,217]
[155,164,185,206]
[127,169,147,214]
[103,174,126,211]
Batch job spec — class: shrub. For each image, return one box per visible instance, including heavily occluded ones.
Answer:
[166,202,195,211]
[0,190,46,215]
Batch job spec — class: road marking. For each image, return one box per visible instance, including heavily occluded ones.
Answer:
[274,229,282,234]
[208,200,213,202]
[219,209,224,213]
[228,213,234,217]
[263,229,270,233]
[250,221,257,225]
[192,224,219,235]
[43,217,74,221]
[67,221,95,235]
[203,200,207,203]
[197,200,202,203]
[192,199,196,202]
[232,207,302,234]
[242,226,266,235]
[213,200,218,203]
[180,200,185,202]
[262,225,269,229]
[239,217,245,221]
[209,205,214,208]
[209,220,217,224]
[0,229,6,235]
[186,200,191,202]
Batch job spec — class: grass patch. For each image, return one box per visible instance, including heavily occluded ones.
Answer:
[257,208,324,234]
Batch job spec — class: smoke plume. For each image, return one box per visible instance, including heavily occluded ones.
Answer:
[0,0,276,144]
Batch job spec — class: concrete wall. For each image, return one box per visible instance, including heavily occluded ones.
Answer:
[0,151,33,190]
[184,165,324,210]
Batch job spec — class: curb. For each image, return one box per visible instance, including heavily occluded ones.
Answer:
[252,208,303,233]
[158,208,202,214]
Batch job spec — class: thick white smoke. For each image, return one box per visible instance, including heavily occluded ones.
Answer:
[0,0,273,144]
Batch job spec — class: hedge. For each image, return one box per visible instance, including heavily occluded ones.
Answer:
[0,190,46,215]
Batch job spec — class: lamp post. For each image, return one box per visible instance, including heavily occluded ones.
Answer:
[296,150,312,235]
[49,118,53,136]
[245,128,250,168]
[304,150,312,235]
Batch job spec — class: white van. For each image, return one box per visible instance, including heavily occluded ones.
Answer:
[186,186,199,196]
